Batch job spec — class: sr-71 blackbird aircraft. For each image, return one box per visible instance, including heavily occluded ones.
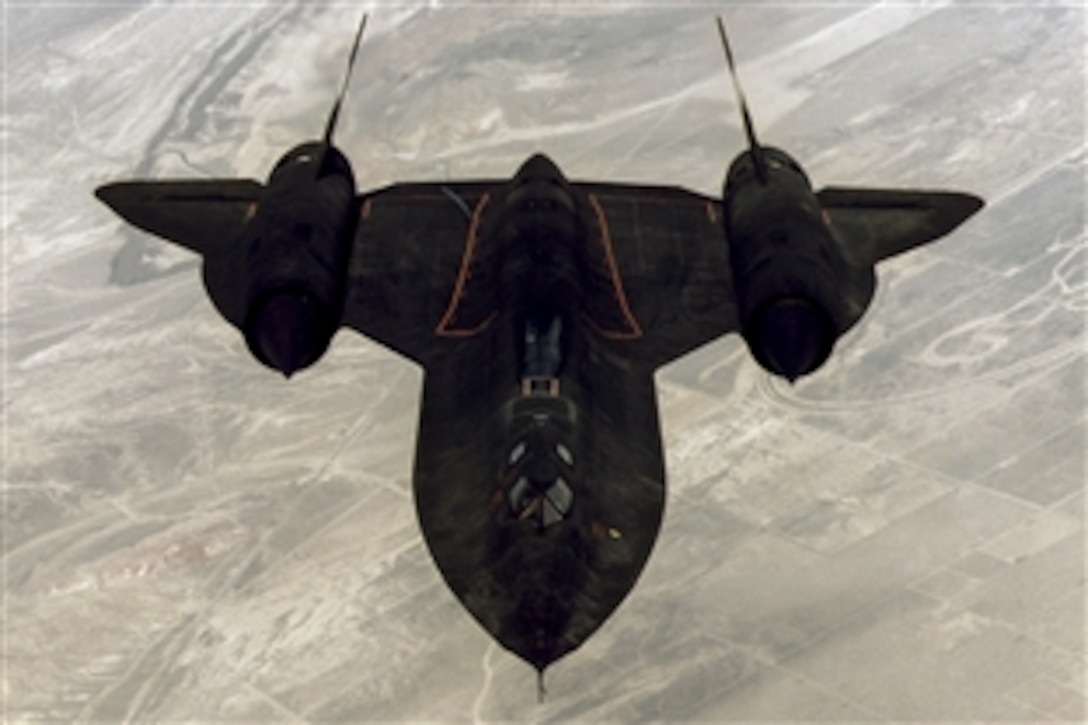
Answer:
[96,16,983,685]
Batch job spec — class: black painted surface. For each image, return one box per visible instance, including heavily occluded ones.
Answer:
[95,146,982,671]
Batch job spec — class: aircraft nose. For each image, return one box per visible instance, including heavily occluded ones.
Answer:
[515,153,565,182]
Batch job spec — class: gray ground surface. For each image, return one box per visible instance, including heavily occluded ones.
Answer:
[4,2,1084,721]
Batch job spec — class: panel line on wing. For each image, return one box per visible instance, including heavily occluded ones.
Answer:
[586,194,643,340]
[436,192,494,337]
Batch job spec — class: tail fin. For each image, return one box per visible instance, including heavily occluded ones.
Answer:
[716,17,769,184]
[322,12,368,145]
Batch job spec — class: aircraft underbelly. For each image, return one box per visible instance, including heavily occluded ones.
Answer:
[412,337,666,669]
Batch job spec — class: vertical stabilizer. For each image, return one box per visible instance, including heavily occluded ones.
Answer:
[716,17,769,184]
[322,12,369,145]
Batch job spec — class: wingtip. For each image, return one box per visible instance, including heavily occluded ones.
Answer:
[943,191,986,228]
[914,190,987,245]
[94,182,121,207]
[95,182,148,218]
[94,181,149,212]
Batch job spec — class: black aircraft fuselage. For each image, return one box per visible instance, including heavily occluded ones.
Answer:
[94,16,984,680]
[415,154,669,669]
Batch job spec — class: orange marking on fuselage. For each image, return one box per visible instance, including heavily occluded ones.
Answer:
[244,202,257,222]
[437,312,496,338]
[361,198,372,220]
[587,194,643,340]
[436,193,492,336]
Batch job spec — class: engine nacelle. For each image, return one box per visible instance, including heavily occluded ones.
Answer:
[723,147,872,381]
[207,142,357,377]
